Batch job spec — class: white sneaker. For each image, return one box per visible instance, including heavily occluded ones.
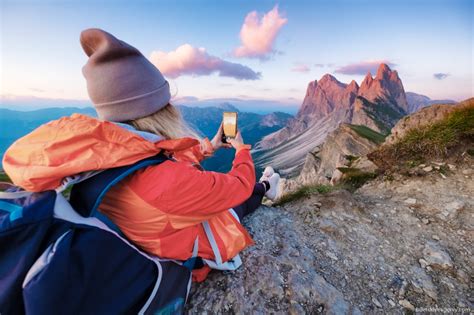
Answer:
[259,166,274,182]
[259,167,280,201]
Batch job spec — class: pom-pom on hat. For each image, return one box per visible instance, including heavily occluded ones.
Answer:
[80,28,170,122]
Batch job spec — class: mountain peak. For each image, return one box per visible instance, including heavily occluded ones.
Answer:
[347,80,359,90]
[358,63,408,112]
[217,102,239,112]
[375,63,393,79]
[320,73,338,82]
[319,74,346,90]
[297,73,355,120]
[360,73,373,92]
[362,72,373,84]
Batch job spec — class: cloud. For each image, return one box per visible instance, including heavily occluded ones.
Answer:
[171,95,199,103]
[433,73,450,80]
[28,87,46,93]
[334,60,396,75]
[314,63,334,68]
[233,5,287,60]
[291,64,310,73]
[150,44,261,80]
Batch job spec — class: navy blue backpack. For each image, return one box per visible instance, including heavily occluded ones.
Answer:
[0,153,196,315]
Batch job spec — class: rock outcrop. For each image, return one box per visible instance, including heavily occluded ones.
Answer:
[349,97,385,133]
[385,99,472,145]
[253,63,407,176]
[358,64,408,113]
[298,74,358,122]
[254,114,342,177]
[297,123,380,186]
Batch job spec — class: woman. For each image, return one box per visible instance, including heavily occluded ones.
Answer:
[3,28,280,282]
[82,28,282,281]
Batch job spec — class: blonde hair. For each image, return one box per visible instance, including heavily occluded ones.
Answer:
[126,103,203,141]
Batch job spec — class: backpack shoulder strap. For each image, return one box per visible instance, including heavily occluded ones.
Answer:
[69,152,170,218]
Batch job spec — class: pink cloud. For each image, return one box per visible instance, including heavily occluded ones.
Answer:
[150,44,261,80]
[335,60,396,75]
[291,63,310,73]
[233,5,287,60]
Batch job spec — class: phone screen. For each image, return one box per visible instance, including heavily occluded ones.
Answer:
[223,112,238,138]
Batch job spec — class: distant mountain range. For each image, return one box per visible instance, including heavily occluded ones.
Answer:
[0,105,292,174]
[0,107,97,170]
[405,92,454,113]
[0,95,299,115]
[252,63,455,177]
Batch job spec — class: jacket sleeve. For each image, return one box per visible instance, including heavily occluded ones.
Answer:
[159,147,256,220]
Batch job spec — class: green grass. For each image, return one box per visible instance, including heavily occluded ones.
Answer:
[369,103,474,169]
[337,167,378,190]
[274,184,334,206]
[391,105,472,158]
[274,168,379,206]
[348,124,387,145]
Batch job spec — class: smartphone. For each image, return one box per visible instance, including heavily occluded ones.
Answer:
[222,112,238,143]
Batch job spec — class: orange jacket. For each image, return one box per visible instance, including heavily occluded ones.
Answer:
[3,114,255,280]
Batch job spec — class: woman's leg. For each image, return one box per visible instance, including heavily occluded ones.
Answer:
[233,182,268,221]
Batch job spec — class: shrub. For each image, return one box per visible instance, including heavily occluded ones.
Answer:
[337,167,377,191]
[344,155,359,167]
[274,184,334,206]
[348,124,387,145]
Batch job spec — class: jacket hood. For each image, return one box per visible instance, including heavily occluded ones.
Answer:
[2,114,200,192]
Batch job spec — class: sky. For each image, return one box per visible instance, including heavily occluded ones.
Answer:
[1,0,473,112]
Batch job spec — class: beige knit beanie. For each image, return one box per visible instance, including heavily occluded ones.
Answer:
[80,28,170,122]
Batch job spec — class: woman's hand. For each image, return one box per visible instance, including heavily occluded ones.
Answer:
[228,130,245,151]
[210,122,232,151]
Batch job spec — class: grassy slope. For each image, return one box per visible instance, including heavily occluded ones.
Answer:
[348,124,387,145]
[274,184,334,206]
[369,102,474,169]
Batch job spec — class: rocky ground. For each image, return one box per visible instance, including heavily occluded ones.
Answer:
[186,161,473,314]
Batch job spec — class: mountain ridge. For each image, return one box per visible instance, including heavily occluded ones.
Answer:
[253,63,410,176]
[405,92,455,113]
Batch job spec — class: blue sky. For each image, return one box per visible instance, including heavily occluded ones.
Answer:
[1,0,472,111]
